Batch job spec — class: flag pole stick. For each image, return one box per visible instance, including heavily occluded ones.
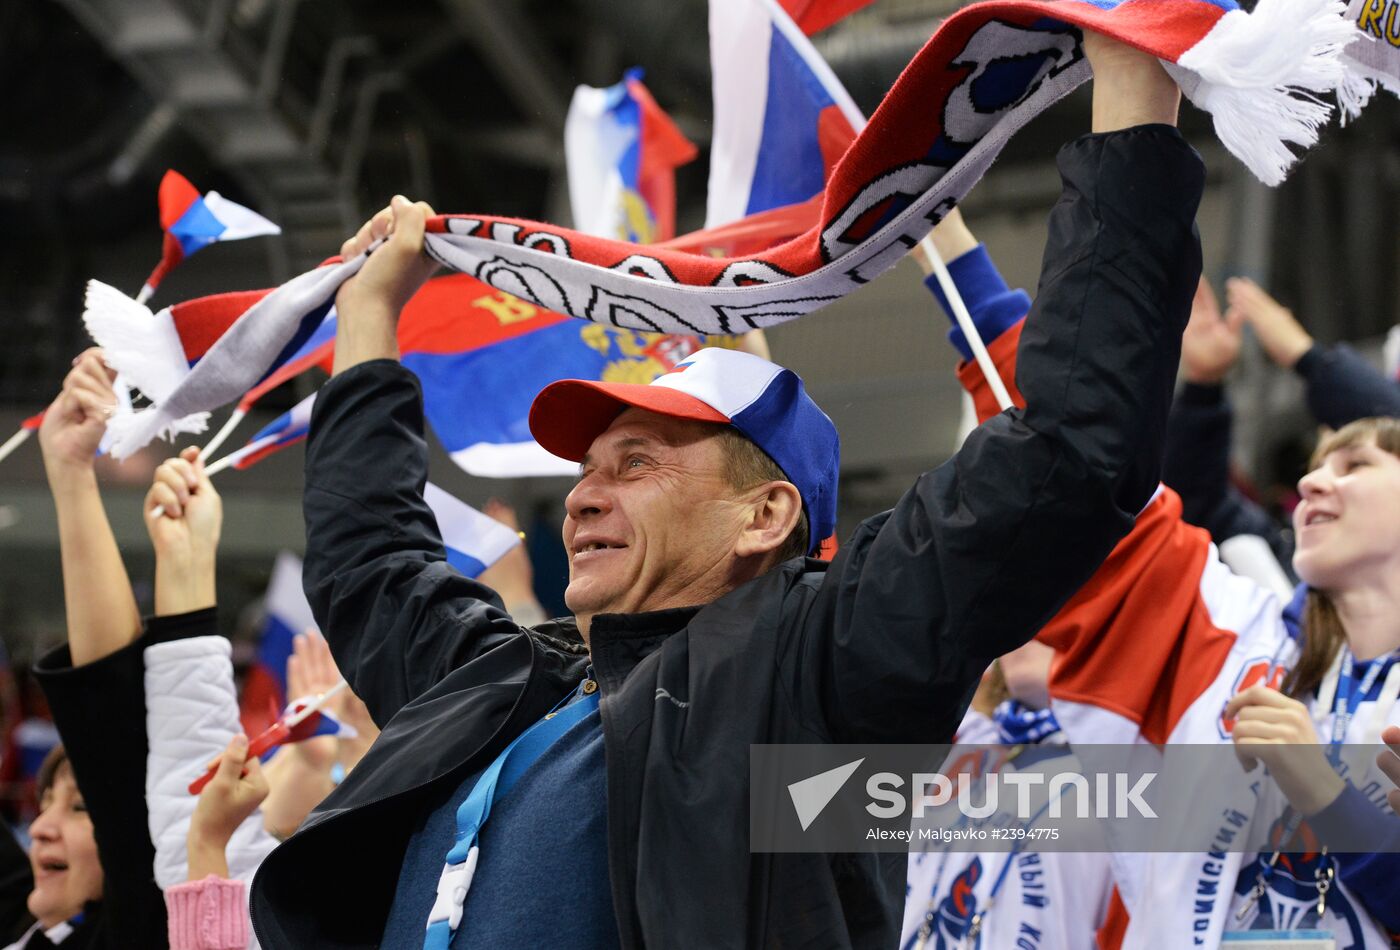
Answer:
[202,436,270,478]
[198,407,247,462]
[0,428,32,465]
[285,680,349,728]
[919,234,1014,413]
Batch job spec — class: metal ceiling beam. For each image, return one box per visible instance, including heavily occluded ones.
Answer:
[437,0,569,132]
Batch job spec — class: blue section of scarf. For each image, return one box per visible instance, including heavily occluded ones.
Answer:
[991,700,1063,745]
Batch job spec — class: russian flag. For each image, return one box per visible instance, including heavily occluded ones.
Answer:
[704,0,864,228]
[396,275,701,477]
[242,551,315,728]
[422,483,522,578]
[233,691,358,772]
[144,171,280,298]
[281,696,358,744]
[230,391,316,470]
[566,68,698,243]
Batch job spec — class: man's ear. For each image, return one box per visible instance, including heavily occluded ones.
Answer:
[734,481,802,558]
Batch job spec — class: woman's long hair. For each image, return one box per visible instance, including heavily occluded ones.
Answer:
[1282,416,1400,698]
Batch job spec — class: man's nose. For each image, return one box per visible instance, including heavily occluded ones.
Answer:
[565,473,611,521]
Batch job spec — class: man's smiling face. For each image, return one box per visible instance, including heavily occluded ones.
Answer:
[562,408,754,622]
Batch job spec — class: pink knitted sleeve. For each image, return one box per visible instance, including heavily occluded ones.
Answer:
[165,876,250,950]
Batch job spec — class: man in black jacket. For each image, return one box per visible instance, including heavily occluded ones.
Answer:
[251,32,1202,950]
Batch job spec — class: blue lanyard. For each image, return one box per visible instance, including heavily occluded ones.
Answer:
[960,776,1074,948]
[1328,647,1392,764]
[424,677,600,949]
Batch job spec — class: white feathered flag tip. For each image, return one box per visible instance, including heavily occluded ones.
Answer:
[1174,0,1364,186]
[81,279,210,455]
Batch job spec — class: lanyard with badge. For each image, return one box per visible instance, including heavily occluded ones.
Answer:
[910,745,1023,950]
[912,749,1075,950]
[1233,647,1400,933]
[422,675,600,950]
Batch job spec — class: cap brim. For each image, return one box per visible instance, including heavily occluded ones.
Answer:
[529,379,730,463]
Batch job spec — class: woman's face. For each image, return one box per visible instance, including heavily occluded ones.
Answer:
[1293,437,1400,591]
[26,766,103,928]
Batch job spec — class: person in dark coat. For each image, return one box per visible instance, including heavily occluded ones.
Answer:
[253,31,1204,950]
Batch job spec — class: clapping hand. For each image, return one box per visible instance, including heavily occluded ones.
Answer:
[1226,277,1313,369]
[1180,278,1244,385]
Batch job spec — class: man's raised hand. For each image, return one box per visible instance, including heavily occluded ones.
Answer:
[332,195,441,374]
[1081,30,1181,132]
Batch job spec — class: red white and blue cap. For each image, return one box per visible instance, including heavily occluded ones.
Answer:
[529,346,838,552]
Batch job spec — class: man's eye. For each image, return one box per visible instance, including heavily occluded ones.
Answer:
[626,456,645,469]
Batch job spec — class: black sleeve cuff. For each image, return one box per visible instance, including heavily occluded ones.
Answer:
[35,608,220,679]
[1177,382,1225,406]
[1293,343,1324,379]
[146,607,220,646]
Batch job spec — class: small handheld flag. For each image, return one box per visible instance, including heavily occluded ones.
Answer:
[190,681,351,795]
[423,483,523,578]
[143,171,281,302]
[226,391,316,471]
[0,413,45,466]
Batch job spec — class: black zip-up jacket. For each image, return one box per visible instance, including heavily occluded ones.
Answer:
[251,126,1204,949]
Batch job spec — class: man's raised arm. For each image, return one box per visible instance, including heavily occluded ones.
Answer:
[302,197,524,724]
[806,34,1202,744]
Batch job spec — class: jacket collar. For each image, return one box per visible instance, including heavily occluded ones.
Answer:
[581,606,703,694]
[589,605,702,640]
